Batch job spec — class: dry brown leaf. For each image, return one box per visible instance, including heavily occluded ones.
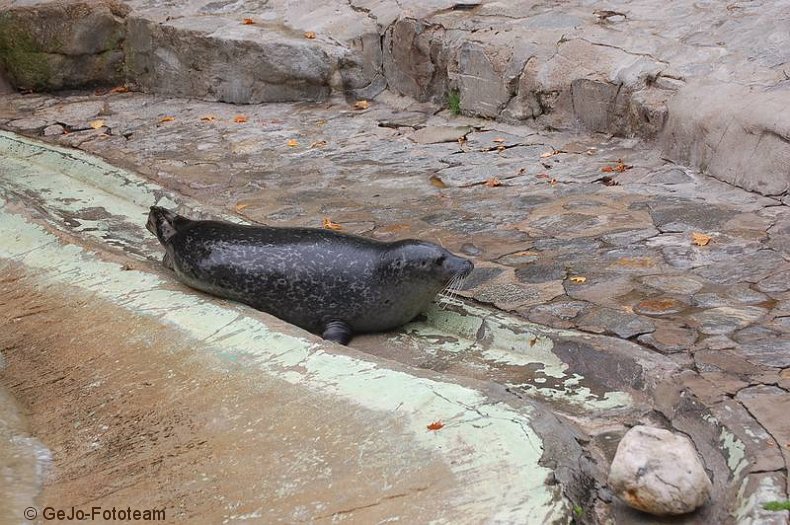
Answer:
[287,139,299,147]
[304,31,316,39]
[159,116,175,123]
[242,17,255,24]
[484,177,502,187]
[89,119,105,129]
[691,232,713,246]
[429,175,447,189]
[234,203,249,212]
[535,173,550,180]
[109,85,129,94]
[496,145,506,152]
[322,217,343,230]
[569,276,587,283]
[200,115,216,122]
[427,421,444,431]
[602,159,633,173]
[540,150,557,158]
[316,119,327,127]
[310,140,327,148]
[353,100,370,110]
[549,178,558,186]
[492,137,505,143]
[234,115,248,123]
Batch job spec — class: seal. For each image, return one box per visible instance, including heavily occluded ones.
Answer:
[146,207,474,344]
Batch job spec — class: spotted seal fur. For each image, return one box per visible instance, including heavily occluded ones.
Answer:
[147,207,473,344]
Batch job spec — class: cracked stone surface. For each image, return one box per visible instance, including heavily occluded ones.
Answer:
[1,89,788,522]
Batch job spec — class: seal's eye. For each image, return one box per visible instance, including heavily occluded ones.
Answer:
[435,255,446,265]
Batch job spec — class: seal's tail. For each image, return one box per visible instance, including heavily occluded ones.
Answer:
[146,206,190,243]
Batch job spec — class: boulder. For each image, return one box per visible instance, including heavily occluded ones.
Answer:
[608,425,712,515]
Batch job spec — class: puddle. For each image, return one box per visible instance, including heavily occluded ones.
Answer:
[0,382,52,523]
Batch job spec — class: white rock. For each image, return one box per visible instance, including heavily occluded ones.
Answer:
[608,425,712,515]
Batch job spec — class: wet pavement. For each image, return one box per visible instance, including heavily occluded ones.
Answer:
[0,89,788,522]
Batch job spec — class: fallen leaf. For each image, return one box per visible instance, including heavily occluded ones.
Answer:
[109,85,129,94]
[235,202,249,213]
[492,137,505,143]
[316,119,327,127]
[304,31,316,39]
[457,136,467,145]
[429,175,447,188]
[549,178,557,185]
[322,217,343,230]
[310,140,327,148]
[353,100,370,110]
[484,177,502,187]
[242,17,255,24]
[287,139,299,147]
[89,119,105,129]
[691,232,713,246]
[569,276,587,283]
[234,115,248,123]
[601,159,633,173]
[535,173,550,179]
[427,421,444,431]
[540,150,558,158]
[159,116,175,123]
[496,145,506,152]
[200,115,216,122]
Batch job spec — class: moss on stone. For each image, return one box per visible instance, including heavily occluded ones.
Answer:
[0,14,53,90]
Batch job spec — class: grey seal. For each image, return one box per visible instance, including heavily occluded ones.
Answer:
[146,207,473,344]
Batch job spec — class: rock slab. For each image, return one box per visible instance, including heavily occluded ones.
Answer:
[608,425,712,516]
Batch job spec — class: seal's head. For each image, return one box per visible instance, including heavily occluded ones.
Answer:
[382,240,474,293]
[147,206,192,244]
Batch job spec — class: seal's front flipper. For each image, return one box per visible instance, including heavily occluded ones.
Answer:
[162,252,175,270]
[322,320,352,345]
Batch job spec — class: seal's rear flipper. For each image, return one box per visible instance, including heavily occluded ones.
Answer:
[147,206,191,244]
[322,320,352,345]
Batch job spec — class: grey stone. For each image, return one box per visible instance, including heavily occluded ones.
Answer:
[756,271,790,293]
[649,201,732,231]
[738,338,790,368]
[42,123,64,136]
[457,266,503,291]
[408,125,471,144]
[637,321,696,354]
[639,274,706,295]
[469,280,564,310]
[515,262,566,284]
[382,18,447,103]
[661,84,790,197]
[496,250,539,267]
[0,0,128,90]
[576,307,655,339]
[696,336,738,351]
[691,306,767,336]
[695,250,787,285]
[125,17,334,104]
[608,426,712,516]
[600,227,659,247]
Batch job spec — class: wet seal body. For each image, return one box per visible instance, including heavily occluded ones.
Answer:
[147,207,473,344]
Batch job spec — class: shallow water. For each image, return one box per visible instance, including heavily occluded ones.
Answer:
[0,378,51,525]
